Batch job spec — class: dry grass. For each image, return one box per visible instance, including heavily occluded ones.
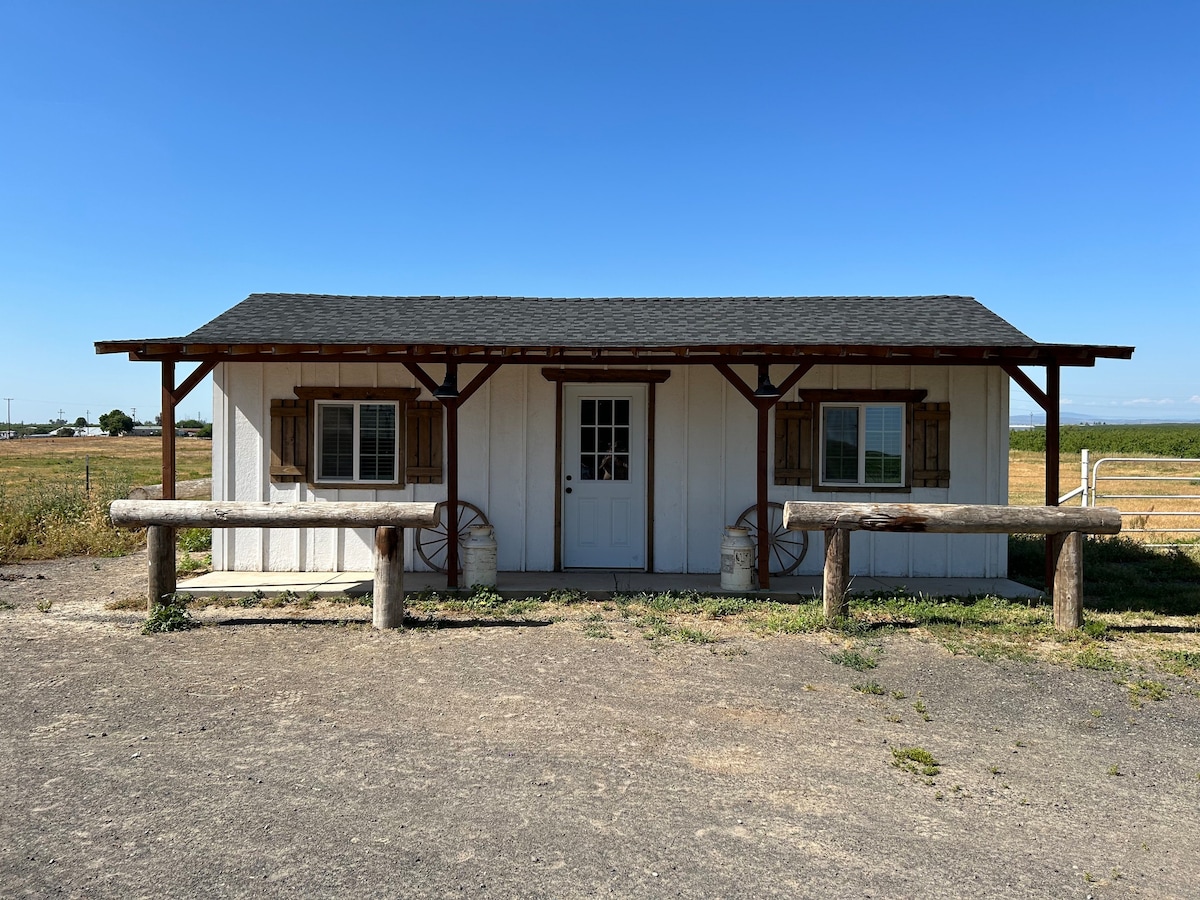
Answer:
[0,437,212,563]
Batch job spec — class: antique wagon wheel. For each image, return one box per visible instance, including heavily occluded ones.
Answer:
[735,501,809,576]
[417,500,490,574]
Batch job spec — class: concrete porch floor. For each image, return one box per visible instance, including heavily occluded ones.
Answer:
[178,569,1042,601]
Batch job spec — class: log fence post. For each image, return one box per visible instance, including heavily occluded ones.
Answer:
[372,526,405,629]
[147,524,177,610]
[1051,531,1084,630]
[823,528,851,619]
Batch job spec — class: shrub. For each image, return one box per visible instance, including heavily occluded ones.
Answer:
[0,476,141,564]
[142,595,199,634]
[177,527,212,552]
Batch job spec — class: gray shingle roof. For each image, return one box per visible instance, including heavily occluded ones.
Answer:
[175,294,1036,348]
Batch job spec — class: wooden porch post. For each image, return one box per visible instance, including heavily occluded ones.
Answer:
[445,397,460,588]
[713,362,813,592]
[154,362,177,608]
[756,399,771,590]
[161,361,176,501]
[1045,362,1061,591]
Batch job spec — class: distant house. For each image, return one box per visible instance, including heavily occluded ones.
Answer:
[97,294,1133,586]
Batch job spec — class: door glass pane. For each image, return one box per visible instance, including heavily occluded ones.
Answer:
[581,399,595,426]
[613,427,629,454]
[613,456,629,480]
[581,428,595,452]
[614,400,629,426]
[823,407,859,483]
[597,399,612,425]
[580,454,595,480]
[320,405,354,480]
[358,403,396,481]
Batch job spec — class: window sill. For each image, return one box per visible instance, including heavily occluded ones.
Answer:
[813,484,911,494]
[308,481,407,490]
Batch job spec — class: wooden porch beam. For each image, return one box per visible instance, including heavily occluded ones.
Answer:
[712,363,759,406]
[168,361,217,405]
[403,362,441,396]
[457,363,502,405]
[1002,364,1049,411]
[776,362,815,398]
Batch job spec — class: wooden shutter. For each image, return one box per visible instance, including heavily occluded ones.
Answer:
[270,399,308,483]
[406,401,443,484]
[774,401,814,485]
[910,402,950,488]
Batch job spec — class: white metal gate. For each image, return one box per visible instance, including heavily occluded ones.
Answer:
[1060,449,1200,547]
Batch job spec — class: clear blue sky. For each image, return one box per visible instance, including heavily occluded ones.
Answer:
[1,1,1196,426]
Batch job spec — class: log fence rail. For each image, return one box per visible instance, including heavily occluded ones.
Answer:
[109,500,439,629]
[781,501,1122,630]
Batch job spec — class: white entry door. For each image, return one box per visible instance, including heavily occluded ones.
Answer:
[562,385,647,569]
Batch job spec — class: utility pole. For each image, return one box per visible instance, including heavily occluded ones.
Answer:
[4,397,10,428]
[58,408,64,423]
[131,406,137,424]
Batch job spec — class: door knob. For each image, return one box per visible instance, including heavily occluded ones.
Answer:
[565,487,573,494]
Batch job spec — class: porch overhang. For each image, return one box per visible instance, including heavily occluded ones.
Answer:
[95,339,1133,368]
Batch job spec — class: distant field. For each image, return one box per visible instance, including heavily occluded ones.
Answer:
[0,436,212,494]
[0,437,213,563]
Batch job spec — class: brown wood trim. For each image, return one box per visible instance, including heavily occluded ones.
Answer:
[446,399,459,588]
[458,362,502,404]
[169,360,217,405]
[647,383,656,573]
[812,484,914,494]
[308,480,407,490]
[712,363,759,405]
[293,386,420,401]
[403,362,441,396]
[112,347,1133,369]
[553,380,563,572]
[1045,363,1061,590]
[756,400,770,589]
[799,389,928,403]
[1046,363,1060,507]
[161,361,176,501]
[540,368,672,384]
[1002,364,1048,411]
[776,362,815,397]
[99,337,1136,366]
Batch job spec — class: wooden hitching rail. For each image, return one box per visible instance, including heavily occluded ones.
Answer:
[781,501,1123,630]
[109,500,440,629]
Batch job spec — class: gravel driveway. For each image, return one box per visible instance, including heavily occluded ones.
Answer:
[2,552,1199,898]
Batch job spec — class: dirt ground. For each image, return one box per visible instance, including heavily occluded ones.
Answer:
[3,554,1200,899]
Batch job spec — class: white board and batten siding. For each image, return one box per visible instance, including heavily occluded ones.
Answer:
[211,362,1009,577]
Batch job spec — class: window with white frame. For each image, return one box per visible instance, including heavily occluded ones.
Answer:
[315,401,399,483]
[819,402,905,487]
